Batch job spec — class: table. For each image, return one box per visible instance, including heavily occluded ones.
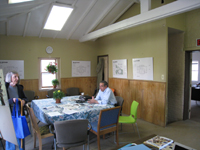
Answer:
[31,96,114,124]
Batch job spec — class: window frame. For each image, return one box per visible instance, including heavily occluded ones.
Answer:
[39,57,60,90]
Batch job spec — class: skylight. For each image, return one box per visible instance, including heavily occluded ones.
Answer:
[44,4,73,31]
[8,0,33,4]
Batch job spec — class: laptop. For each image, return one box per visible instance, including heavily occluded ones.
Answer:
[173,142,195,150]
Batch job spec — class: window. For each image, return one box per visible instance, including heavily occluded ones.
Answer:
[39,58,60,89]
[192,61,199,81]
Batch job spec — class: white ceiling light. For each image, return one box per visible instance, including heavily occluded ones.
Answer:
[44,4,73,31]
[8,0,33,4]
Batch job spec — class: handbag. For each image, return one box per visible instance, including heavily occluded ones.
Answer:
[12,99,30,139]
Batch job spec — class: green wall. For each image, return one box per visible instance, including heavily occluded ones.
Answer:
[0,36,97,79]
[96,19,168,82]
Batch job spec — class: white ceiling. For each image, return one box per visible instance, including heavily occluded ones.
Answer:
[0,0,137,40]
[1,0,200,42]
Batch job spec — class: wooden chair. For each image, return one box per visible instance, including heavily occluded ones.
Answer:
[89,106,121,150]
[26,104,54,150]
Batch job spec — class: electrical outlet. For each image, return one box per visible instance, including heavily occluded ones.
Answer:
[161,75,164,80]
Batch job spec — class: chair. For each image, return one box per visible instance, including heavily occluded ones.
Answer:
[115,96,124,116]
[110,88,115,95]
[24,90,37,136]
[53,119,91,150]
[89,106,121,150]
[118,101,140,138]
[26,104,54,150]
[66,87,79,96]
[46,89,61,98]
[24,90,35,102]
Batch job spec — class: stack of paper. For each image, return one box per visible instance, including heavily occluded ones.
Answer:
[143,135,173,149]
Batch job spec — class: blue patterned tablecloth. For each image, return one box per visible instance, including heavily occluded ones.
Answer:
[31,96,114,124]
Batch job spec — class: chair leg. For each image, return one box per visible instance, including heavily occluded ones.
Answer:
[0,139,5,150]
[87,135,89,150]
[135,123,140,138]
[132,124,136,132]
[97,135,101,150]
[54,137,57,150]
[83,144,85,150]
[116,131,119,147]
[34,132,36,148]
[38,136,42,150]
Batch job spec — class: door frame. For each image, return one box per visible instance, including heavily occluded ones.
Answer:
[183,51,192,120]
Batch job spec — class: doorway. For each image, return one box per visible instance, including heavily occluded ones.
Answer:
[187,51,200,122]
[97,55,109,82]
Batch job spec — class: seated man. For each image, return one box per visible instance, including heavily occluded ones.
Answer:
[88,81,117,105]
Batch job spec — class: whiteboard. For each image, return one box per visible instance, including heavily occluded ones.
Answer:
[112,59,127,78]
[0,60,24,79]
[132,57,153,80]
[72,61,91,77]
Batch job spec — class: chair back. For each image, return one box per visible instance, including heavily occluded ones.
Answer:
[24,90,35,102]
[66,87,79,96]
[110,88,115,93]
[98,106,121,129]
[115,96,124,114]
[54,119,88,144]
[47,89,61,98]
[26,104,41,135]
[130,101,139,120]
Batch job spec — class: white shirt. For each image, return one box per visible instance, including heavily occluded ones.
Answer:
[95,87,117,105]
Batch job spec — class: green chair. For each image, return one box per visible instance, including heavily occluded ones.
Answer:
[118,101,140,138]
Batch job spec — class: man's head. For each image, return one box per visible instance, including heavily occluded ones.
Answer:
[99,81,108,92]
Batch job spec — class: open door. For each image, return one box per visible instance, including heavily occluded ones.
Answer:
[97,55,109,82]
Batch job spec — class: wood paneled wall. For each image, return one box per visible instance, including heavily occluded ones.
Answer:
[21,77,166,126]
[109,78,166,127]
[61,77,97,96]
[20,77,97,99]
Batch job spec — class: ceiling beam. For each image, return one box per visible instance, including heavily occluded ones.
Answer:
[83,0,120,36]
[140,0,151,13]
[23,12,31,37]
[66,0,98,40]
[92,1,135,42]
[79,0,200,42]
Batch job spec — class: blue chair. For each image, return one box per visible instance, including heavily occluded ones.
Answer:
[89,106,121,150]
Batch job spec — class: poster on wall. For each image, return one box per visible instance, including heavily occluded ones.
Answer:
[112,59,127,78]
[72,61,91,77]
[0,69,9,106]
[132,57,153,80]
[0,60,24,79]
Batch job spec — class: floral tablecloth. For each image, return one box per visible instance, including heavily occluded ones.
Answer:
[31,96,114,124]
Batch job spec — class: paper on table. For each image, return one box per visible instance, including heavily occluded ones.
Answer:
[63,108,79,114]
[47,112,62,116]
